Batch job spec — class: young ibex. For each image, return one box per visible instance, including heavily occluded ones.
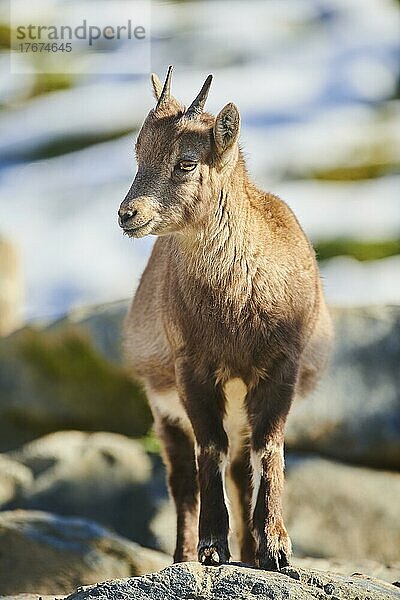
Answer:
[119,67,332,570]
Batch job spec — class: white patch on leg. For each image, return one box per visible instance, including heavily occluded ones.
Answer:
[250,442,284,517]
[223,378,248,457]
[250,449,263,517]
[220,452,230,513]
[145,385,192,432]
[195,444,230,512]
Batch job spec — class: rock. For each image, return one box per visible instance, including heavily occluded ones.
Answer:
[0,455,32,505]
[286,305,400,469]
[149,499,175,556]
[292,556,400,586]
[284,455,400,563]
[65,562,400,600]
[52,303,400,470]
[0,237,22,337]
[48,300,129,364]
[0,596,61,600]
[157,516,400,583]
[0,301,399,465]
[0,597,62,600]
[0,320,151,451]
[6,431,165,548]
[0,510,170,595]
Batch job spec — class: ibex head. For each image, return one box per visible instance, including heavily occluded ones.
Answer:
[118,66,240,238]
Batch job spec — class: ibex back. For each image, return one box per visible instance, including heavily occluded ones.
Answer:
[119,67,333,570]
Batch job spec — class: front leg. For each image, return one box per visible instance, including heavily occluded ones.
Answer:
[246,358,298,570]
[175,357,230,565]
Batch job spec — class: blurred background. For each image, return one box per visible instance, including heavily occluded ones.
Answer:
[0,0,399,595]
[0,0,399,323]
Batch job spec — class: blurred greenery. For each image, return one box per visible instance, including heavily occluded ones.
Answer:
[31,72,76,97]
[315,238,400,262]
[307,133,400,181]
[19,327,152,434]
[139,431,161,454]
[310,163,399,181]
[1,22,76,104]
[0,23,11,49]
[16,126,136,160]
[0,326,153,450]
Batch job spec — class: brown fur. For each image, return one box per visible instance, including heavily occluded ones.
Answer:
[119,68,333,569]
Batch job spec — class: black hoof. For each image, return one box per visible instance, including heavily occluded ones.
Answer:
[258,550,290,571]
[198,539,230,566]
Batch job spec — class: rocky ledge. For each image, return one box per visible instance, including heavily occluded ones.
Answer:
[63,562,400,600]
[2,563,400,600]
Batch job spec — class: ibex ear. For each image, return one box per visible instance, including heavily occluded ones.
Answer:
[151,73,163,100]
[213,103,240,154]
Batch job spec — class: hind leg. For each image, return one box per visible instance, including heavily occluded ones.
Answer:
[149,387,199,562]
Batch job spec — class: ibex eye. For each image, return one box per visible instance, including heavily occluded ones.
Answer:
[177,161,197,172]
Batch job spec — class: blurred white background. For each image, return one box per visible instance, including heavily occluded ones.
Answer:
[0,0,399,321]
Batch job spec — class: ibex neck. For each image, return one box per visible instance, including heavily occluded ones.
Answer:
[175,173,257,303]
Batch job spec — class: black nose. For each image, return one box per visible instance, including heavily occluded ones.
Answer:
[118,208,137,225]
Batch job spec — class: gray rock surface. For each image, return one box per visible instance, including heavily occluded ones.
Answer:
[69,302,400,469]
[0,596,62,600]
[1,597,61,600]
[48,300,129,364]
[0,455,32,506]
[0,510,170,595]
[5,431,164,547]
[293,556,400,586]
[284,455,400,563]
[65,562,400,600]
[0,594,59,600]
[1,301,398,467]
[286,305,400,469]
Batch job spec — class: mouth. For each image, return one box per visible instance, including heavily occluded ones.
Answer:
[122,218,154,238]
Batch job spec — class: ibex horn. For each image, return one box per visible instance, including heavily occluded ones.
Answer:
[156,65,173,109]
[186,74,213,118]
